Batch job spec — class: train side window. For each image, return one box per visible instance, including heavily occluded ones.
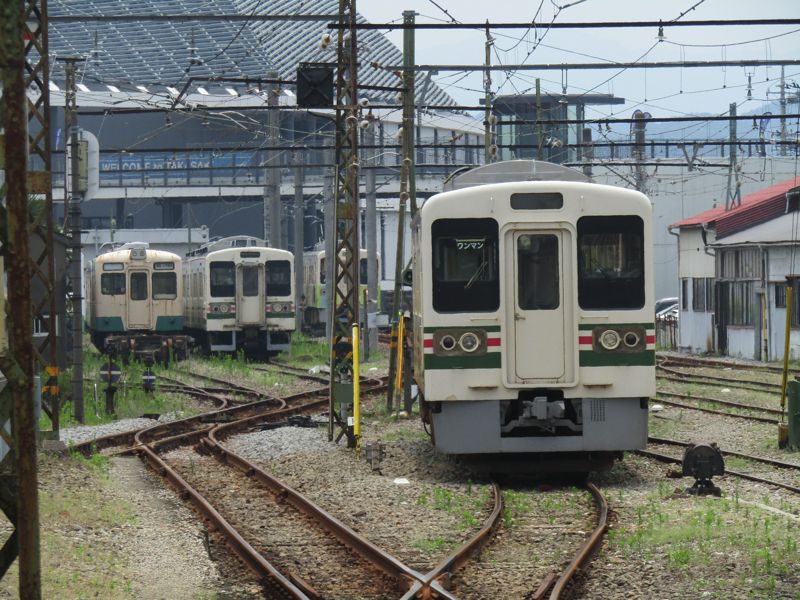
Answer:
[517,234,559,310]
[577,215,644,310]
[152,272,177,300]
[210,261,235,297]
[319,257,326,284]
[130,272,148,301]
[360,258,368,284]
[266,260,291,297]
[431,218,499,313]
[101,273,125,295]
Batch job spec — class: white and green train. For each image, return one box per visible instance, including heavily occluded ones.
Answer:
[86,243,190,362]
[183,236,295,355]
[411,161,655,469]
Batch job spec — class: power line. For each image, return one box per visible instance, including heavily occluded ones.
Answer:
[334,18,800,30]
[389,59,800,72]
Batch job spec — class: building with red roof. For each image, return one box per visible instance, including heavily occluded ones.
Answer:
[668,177,800,359]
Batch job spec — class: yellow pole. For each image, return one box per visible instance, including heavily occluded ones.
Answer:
[352,324,361,451]
[781,283,793,418]
[394,314,405,411]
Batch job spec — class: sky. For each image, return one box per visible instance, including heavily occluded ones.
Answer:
[358,0,800,121]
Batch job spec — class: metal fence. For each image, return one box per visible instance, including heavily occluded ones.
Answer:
[656,314,679,350]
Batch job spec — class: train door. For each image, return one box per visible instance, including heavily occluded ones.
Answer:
[236,263,264,326]
[128,270,152,329]
[511,231,566,380]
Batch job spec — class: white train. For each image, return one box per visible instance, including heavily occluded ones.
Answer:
[302,248,380,334]
[411,161,655,470]
[183,236,295,354]
[85,242,191,362]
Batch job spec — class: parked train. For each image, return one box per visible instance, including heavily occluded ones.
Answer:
[302,248,380,334]
[411,160,655,470]
[85,242,191,363]
[184,236,295,354]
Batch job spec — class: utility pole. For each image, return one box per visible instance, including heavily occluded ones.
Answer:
[780,66,787,157]
[387,9,415,409]
[633,111,646,193]
[329,0,360,447]
[0,0,41,594]
[292,149,304,332]
[725,103,741,210]
[535,78,543,160]
[484,21,493,163]
[64,57,85,423]
[364,114,378,353]
[324,146,335,341]
[264,70,280,246]
[404,10,417,215]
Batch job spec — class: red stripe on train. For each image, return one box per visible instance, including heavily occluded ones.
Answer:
[647,335,655,344]
[578,335,593,345]
[486,338,501,347]
[423,339,433,348]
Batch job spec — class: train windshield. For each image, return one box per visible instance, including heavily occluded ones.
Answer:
[152,272,177,300]
[101,273,125,295]
[577,215,644,309]
[266,260,291,297]
[210,261,235,297]
[432,218,499,312]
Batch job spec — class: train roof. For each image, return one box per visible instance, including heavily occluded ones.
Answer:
[442,160,590,192]
[95,245,181,263]
[187,235,267,257]
[192,245,294,261]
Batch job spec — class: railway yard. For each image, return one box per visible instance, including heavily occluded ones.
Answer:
[0,345,795,599]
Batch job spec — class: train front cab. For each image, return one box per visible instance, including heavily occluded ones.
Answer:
[264,252,295,353]
[417,184,654,459]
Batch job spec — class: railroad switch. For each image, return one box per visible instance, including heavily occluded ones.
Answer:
[682,443,725,496]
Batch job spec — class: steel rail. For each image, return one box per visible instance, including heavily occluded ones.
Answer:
[204,381,432,595]
[656,390,784,416]
[657,365,780,393]
[653,396,779,424]
[399,482,503,600]
[636,449,800,495]
[136,443,310,598]
[546,483,609,599]
[649,436,800,472]
[659,355,785,375]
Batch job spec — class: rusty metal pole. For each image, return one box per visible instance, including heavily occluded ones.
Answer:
[0,0,42,594]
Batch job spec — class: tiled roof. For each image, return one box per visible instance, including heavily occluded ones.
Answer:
[48,0,455,106]
[670,177,800,239]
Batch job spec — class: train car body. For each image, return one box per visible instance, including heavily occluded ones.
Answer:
[86,243,190,362]
[412,161,655,467]
[183,236,295,354]
[302,249,379,333]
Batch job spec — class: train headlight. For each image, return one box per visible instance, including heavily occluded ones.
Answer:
[220,304,228,313]
[459,332,481,353]
[598,329,621,350]
[439,334,457,352]
[624,332,640,348]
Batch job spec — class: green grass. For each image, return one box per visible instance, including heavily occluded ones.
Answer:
[416,483,492,532]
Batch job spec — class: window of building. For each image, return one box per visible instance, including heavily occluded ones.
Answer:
[727,280,754,325]
[775,283,787,308]
[577,216,644,310]
[130,272,148,301]
[152,272,177,300]
[101,273,125,295]
[692,278,714,312]
[432,218,499,313]
[681,278,689,310]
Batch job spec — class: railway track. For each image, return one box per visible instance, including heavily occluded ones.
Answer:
[657,363,781,394]
[658,354,788,376]
[654,391,781,424]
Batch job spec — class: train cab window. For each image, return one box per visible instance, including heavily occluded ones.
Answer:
[578,216,644,310]
[517,234,559,310]
[210,261,235,297]
[130,272,148,301]
[152,272,177,300]
[242,267,260,297]
[266,260,291,296]
[101,273,125,295]
[432,218,499,313]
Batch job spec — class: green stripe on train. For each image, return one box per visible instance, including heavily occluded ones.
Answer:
[423,325,501,333]
[206,313,236,319]
[155,316,184,332]
[93,316,124,332]
[579,350,655,366]
[269,312,295,318]
[578,322,654,330]
[423,353,501,370]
